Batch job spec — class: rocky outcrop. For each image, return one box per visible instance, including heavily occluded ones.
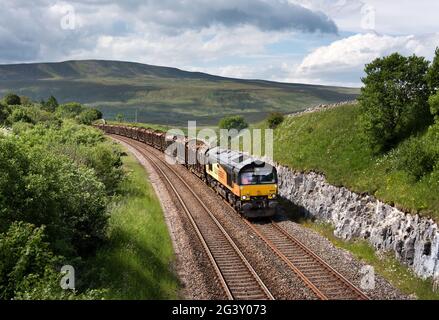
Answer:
[275,166,439,283]
[288,100,358,117]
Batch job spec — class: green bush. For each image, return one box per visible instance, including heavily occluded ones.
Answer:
[0,222,59,299]
[0,136,108,257]
[266,112,284,129]
[8,108,33,124]
[77,108,103,125]
[0,103,10,124]
[42,96,59,112]
[429,91,439,121]
[218,115,249,131]
[395,137,435,181]
[57,102,84,119]
[3,93,21,106]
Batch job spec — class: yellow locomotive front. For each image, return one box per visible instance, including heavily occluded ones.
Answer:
[238,163,278,216]
[205,148,278,218]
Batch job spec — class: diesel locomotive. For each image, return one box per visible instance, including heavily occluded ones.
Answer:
[96,124,278,218]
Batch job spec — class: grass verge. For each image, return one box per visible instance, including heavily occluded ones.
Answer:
[87,150,179,299]
[301,220,439,300]
[273,104,439,218]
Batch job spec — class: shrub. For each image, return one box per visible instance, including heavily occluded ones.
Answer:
[0,137,108,257]
[266,112,284,129]
[395,137,435,181]
[57,102,84,119]
[3,93,21,106]
[0,222,59,299]
[429,91,439,121]
[77,108,103,125]
[0,103,10,124]
[42,95,59,112]
[218,115,249,131]
[7,108,33,124]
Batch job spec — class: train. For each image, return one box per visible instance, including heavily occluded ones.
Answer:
[95,124,278,218]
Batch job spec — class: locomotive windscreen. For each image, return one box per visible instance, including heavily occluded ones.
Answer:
[240,169,276,185]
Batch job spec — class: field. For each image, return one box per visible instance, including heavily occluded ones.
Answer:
[0,60,359,126]
[88,150,179,299]
[273,103,439,218]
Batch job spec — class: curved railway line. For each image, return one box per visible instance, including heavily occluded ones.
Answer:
[114,135,274,300]
[244,220,369,300]
[111,133,369,301]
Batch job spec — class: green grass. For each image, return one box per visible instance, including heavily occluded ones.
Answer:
[272,104,439,218]
[88,151,179,299]
[301,221,439,300]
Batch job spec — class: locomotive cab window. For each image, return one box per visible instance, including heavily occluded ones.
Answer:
[240,170,276,185]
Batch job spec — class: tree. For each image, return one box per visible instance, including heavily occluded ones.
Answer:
[43,95,59,112]
[115,113,125,123]
[218,115,249,131]
[359,53,431,152]
[266,112,285,129]
[4,93,21,106]
[429,91,439,121]
[427,47,439,93]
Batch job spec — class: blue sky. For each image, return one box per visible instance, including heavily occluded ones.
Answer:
[0,0,438,87]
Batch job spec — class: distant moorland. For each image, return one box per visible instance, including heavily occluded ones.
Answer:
[0,60,359,125]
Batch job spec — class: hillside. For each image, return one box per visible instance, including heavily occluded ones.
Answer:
[273,103,439,218]
[0,60,359,125]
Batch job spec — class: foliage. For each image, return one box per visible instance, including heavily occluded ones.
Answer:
[266,112,285,129]
[115,113,125,122]
[56,102,84,119]
[429,91,439,121]
[4,93,21,106]
[8,108,33,124]
[0,222,59,299]
[218,115,249,131]
[42,95,59,112]
[0,103,11,124]
[0,136,109,257]
[77,108,103,125]
[359,53,432,153]
[395,137,436,181]
[427,48,439,93]
[6,105,59,127]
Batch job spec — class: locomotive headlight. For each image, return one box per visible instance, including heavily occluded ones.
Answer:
[269,194,277,199]
[241,195,248,200]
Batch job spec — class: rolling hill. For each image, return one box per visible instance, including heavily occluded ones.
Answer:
[0,60,359,125]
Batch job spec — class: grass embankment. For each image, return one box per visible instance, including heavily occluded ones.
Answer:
[301,221,439,300]
[273,103,439,218]
[89,151,179,299]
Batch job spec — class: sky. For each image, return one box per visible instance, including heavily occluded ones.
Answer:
[0,0,438,87]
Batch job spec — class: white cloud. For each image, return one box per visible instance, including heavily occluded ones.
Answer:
[288,32,439,86]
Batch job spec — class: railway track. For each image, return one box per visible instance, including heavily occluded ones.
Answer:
[244,220,369,300]
[113,135,274,300]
